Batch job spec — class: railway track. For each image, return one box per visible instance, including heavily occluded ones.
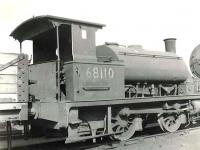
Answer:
[6,125,200,150]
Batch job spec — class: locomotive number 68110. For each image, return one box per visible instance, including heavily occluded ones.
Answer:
[86,67,115,79]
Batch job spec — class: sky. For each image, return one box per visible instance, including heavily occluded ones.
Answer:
[0,0,200,71]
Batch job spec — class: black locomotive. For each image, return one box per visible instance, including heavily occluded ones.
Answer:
[1,15,200,148]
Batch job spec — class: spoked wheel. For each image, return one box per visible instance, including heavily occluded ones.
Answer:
[111,114,136,141]
[158,115,181,132]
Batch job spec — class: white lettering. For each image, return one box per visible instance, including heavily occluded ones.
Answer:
[86,67,114,79]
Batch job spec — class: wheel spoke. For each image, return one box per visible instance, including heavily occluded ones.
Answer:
[116,126,121,133]
[112,117,117,121]
[112,122,119,128]
[122,127,125,132]
[165,119,171,126]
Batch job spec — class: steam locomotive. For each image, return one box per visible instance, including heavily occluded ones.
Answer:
[1,15,200,148]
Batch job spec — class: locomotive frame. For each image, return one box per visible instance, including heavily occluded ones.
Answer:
[1,15,200,149]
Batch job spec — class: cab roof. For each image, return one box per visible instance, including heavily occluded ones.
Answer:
[10,15,105,42]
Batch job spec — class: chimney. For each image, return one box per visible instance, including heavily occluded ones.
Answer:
[163,38,176,53]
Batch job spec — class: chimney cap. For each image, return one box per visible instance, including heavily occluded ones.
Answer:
[163,38,176,41]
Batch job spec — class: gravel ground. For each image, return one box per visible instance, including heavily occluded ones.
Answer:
[110,129,200,150]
